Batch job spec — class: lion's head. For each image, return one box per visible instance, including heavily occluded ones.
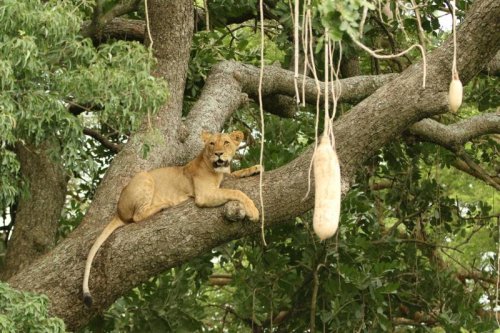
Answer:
[201,130,244,173]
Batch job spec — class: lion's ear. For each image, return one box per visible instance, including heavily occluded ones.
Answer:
[201,130,212,143]
[230,131,244,144]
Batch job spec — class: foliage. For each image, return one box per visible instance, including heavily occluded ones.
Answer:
[1,0,499,332]
[0,282,66,333]
[185,25,286,106]
[77,0,498,331]
[0,0,168,212]
[81,1,499,330]
[83,111,498,332]
[320,0,375,41]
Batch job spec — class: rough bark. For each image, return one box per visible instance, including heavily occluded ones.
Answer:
[6,0,500,330]
[486,50,500,75]
[80,3,280,43]
[409,113,500,189]
[182,61,397,151]
[410,112,500,149]
[82,18,145,43]
[1,142,67,280]
[81,0,141,41]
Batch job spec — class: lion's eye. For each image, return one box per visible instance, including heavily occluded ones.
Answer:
[210,142,215,146]
[224,141,230,145]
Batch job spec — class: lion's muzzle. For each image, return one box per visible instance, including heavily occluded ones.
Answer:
[213,158,229,169]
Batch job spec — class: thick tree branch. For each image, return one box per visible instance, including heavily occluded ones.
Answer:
[457,271,496,285]
[81,18,145,42]
[262,94,298,118]
[393,316,437,326]
[7,0,500,330]
[1,141,67,280]
[100,0,140,25]
[409,113,500,189]
[182,64,248,149]
[208,274,232,286]
[409,112,500,149]
[486,50,500,75]
[231,62,397,106]
[82,0,141,39]
[183,61,397,150]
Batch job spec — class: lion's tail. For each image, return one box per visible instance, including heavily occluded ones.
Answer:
[82,215,126,307]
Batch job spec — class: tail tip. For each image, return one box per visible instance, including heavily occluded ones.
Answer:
[83,292,93,307]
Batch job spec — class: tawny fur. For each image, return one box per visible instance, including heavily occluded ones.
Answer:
[82,131,260,307]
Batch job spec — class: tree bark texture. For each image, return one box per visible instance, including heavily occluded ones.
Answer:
[1,142,67,280]
[410,112,500,149]
[6,0,500,330]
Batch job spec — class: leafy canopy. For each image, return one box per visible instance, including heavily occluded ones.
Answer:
[84,1,498,332]
[0,0,498,332]
[0,282,66,333]
[0,0,168,211]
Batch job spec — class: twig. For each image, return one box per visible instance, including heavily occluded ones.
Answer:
[372,237,464,253]
[67,101,103,115]
[451,158,500,190]
[440,248,470,271]
[359,5,369,37]
[83,128,122,153]
[351,37,427,88]
[454,147,500,191]
[221,306,229,333]
[385,210,423,236]
[459,213,500,221]
[371,14,397,54]
[454,222,486,248]
[206,303,255,327]
[310,264,323,333]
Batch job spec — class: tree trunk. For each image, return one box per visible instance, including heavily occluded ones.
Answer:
[6,0,500,330]
[1,141,67,280]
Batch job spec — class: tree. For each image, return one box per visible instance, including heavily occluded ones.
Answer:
[0,0,499,331]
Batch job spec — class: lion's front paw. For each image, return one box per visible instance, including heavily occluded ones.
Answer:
[246,203,260,222]
[231,165,264,178]
[250,164,263,176]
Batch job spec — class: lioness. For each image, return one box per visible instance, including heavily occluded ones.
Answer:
[82,130,260,307]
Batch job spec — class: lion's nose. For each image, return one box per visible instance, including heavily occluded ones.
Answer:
[215,152,223,157]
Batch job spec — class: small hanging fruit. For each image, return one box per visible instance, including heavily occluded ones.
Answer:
[448,0,462,113]
[448,72,463,113]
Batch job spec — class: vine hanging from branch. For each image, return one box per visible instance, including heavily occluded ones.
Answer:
[258,0,267,246]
